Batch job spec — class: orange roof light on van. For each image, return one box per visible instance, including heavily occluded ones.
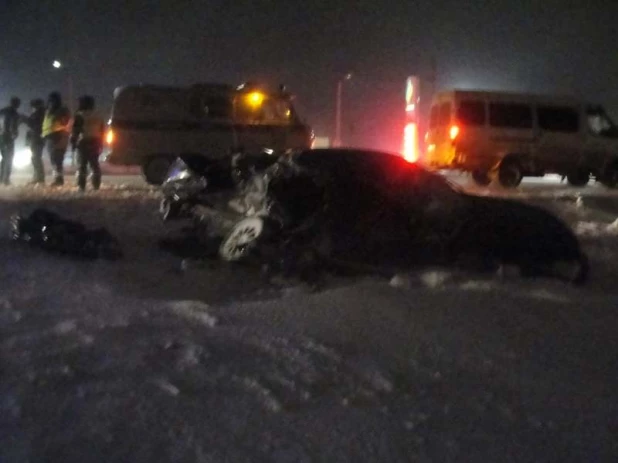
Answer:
[449,125,460,140]
[246,91,265,108]
[105,129,114,145]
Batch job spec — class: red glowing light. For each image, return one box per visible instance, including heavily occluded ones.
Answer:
[403,122,419,163]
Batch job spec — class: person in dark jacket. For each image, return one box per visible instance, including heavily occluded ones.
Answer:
[42,92,71,186]
[26,99,46,184]
[70,95,105,191]
[0,97,23,185]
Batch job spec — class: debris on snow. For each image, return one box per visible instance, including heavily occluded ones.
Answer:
[168,300,218,327]
[459,280,495,291]
[575,220,618,237]
[153,378,180,396]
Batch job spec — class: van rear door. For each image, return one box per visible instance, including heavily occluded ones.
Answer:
[426,100,455,167]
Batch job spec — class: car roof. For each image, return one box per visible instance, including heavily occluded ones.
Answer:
[293,148,416,172]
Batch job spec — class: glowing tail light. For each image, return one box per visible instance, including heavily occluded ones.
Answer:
[105,129,114,145]
[403,122,419,163]
[449,125,460,141]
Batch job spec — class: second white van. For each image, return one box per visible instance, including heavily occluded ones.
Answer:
[424,90,618,188]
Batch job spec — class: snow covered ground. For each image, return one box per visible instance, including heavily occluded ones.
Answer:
[1,177,618,462]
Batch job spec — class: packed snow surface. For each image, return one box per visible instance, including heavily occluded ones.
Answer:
[1,178,618,462]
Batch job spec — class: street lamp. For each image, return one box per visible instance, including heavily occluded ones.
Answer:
[334,73,352,147]
[52,60,75,165]
[51,60,74,113]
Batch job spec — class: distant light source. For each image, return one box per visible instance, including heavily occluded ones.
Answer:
[13,148,32,169]
[52,60,62,69]
[449,125,460,140]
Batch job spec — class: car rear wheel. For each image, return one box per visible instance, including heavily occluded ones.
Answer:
[219,217,265,262]
[471,169,491,186]
[498,159,523,188]
[142,157,175,185]
[566,169,590,187]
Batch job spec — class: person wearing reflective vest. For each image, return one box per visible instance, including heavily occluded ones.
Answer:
[70,95,105,191]
[42,92,71,186]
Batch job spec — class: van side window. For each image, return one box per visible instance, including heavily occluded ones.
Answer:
[204,97,232,119]
[438,102,451,126]
[457,101,486,126]
[429,105,439,128]
[537,106,579,133]
[489,103,533,129]
[189,96,232,120]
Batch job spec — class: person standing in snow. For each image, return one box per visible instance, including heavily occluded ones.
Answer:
[42,92,71,186]
[0,97,23,185]
[70,95,105,191]
[26,98,46,185]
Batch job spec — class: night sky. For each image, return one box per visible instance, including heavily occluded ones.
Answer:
[1,0,617,152]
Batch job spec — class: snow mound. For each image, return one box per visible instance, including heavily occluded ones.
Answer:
[575,220,618,237]
[390,270,454,289]
[168,300,218,327]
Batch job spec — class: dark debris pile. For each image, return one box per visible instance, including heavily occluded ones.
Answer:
[10,208,123,260]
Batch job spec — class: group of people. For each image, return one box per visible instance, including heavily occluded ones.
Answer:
[0,92,106,191]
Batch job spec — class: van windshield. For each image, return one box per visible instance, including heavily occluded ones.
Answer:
[586,106,618,138]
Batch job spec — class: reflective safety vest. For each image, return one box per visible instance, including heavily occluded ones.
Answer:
[42,107,71,138]
[76,110,105,140]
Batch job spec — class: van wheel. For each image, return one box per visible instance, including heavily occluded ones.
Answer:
[566,169,590,187]
[498,159,523,188]
[471,169,491,186]
[143,157,175,185]
[600,161,618,188]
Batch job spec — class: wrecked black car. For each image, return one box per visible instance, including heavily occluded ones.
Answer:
[160,149,589,284]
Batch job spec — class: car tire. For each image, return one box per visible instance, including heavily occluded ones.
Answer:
[600,161,618,188]
[142,157,175,185]
[566,169,590,187]
[498,159,523,188]
[219,217,265,262]
[471,169,492,186]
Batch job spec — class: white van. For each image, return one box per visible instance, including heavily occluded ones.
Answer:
[106,83,313,184]
[424,90,618,187]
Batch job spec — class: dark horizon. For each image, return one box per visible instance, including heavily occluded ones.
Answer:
[2,0,617,152]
